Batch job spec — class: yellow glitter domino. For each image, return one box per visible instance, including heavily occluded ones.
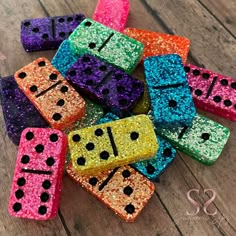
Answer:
[68,115,158,174]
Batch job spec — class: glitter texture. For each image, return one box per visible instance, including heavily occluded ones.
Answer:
[66,163,155,222]
[97,113,176,181]
[131,75,150,114]
[185,64,236,121]
[14,58,86,130]
[65,54,144,117]
[8,128,67,220]
[156,114,230,165]
[144,54,196,128]
[21,14,85,52]
[0,76,48,145]
[69,19,144,74]
[51,40,78,77]
[123,28,190,64]
[93,0,130,32]
[68,115,158,175]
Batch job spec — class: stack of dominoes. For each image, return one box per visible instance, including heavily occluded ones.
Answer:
[1,0,233,222]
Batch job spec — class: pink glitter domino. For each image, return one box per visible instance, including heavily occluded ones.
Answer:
[8,128,67,220]
[93,0,130,32]
[185,64,236,121]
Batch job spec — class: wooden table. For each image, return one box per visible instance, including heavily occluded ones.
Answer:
[0,1,236,235]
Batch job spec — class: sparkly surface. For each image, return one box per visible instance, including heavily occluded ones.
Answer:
[144,54,196,128]
[51,40,78,77]
[123,28,190,64]
[69,19,144,74]
[156,114,230,165]
[68,115,158,175]
[0,76,48,145]
[185,64,236,121]
[93,0,130,32]
[14,58,86,130]
[66,163,155,222]
[97,113,176,181]
[21,14,85,52]
[65,54,144,116]
[8,128,67,220]
[131,75,150,114]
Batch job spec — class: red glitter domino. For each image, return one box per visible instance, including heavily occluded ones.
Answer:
[185,64,236,121]
[93,0,130,32]
[8,128,67,220]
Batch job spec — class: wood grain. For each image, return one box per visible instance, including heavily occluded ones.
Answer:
[0,0,236,235]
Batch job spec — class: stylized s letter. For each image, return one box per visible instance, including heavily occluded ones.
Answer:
[186,189,200,216]
[203,189,217,216]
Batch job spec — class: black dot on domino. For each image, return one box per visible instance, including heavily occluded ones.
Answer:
[52,113,62,121]
[15,189,24,199]
[202,73,210,79]
[169,100,177,108]
[59,32,66,38]
[42,34,49,40]
[146,164,155,174]
[77,157,86,166]
[201,133,210,141]
[89,177,98,186]
[100,151,109,160]
[30,85,37,92]
[38,206,47,215]
[122,170,131,178]
[163,148,172,157]
[86,80,94,86]
[67,17,73,22]
[38,61,46,67]
[84,68,93,75]
[192,69,200,76]
[61,86,68,93]
[95,129,104,136]
[194,89,202,96]
[24,21,31,27]
[117,86,125,93]
[17,177,26,186]
[42,180,51,189]
[13,202,22,212]
[86,142,95,151]
[40,192,50,202]
[102,88,109,95]
[49,73,58,80]
[213,96,222,103]
[69,70,76,76]
[184,66,190,73]
[224,100,232,107]
[72,134,81,142]
[57,99,65,106]
[32,27,39,33]
[99,65,107,71]
[35,144,44,153]
[26,131,34,140]
[89,43,96,49]
[231,82,236,89]
[18,72,27,79]
[82,56,90,62]
[50,134,58,142]
[130,132,139,141]
[85,21,92,27]
[46,157,55,166]
[115,74,123,80]
[133,82,141,89]
[123,186,133,196]
[220,79,228,86]
[58,18,65,23]
[125,204,135,214]
[21,155,30,164]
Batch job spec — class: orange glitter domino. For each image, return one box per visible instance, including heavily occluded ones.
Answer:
[123,28,190,64]
[67,163,155,222]
[14,58,86,130]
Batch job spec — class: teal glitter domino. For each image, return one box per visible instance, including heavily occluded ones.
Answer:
[156,113,230,165]
[97,113,176,181]
[144,54,196,128]
[52,40,78,77]
[69,18,144,74]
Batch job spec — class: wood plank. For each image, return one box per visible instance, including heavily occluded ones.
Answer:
[198,0,236,38]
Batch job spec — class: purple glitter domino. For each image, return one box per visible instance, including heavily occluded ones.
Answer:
[0,76,48,145]
[21,14,85,52]
[65,54,144,116]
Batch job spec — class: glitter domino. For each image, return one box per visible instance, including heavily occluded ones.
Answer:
[185,64,236,121]
[156,114,230,165]
[8,128,67,220]
[65,54,144,116]
[93,0,130,32]
[14,58,86,130]
[69,18,144,74]
[0,76,48,145]
[21,14,85,52]
[68,115,158,175]
[123,28,190,64]
[97,113,176,181]
[67,163,155,222]
[144,54,196,128]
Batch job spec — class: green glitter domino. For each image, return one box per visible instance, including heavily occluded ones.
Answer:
[69,18,144,74]
[156,114,230,165]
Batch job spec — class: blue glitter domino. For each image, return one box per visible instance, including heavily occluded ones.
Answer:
[144,54,196,128]
[52,40,78,77]
[97,113,176,181]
